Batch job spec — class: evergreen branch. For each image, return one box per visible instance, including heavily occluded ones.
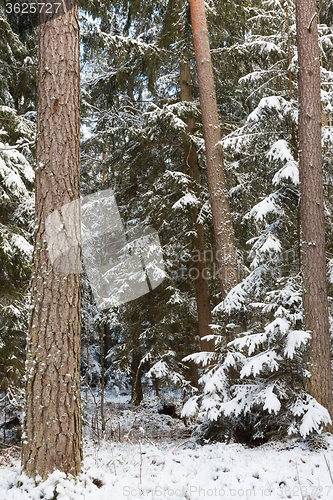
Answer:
[0,140,35,151]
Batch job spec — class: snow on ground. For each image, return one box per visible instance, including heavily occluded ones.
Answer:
[1,437,333,499]
[1,395,333,499]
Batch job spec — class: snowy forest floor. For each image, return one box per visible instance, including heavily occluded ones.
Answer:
[0,392,333,499]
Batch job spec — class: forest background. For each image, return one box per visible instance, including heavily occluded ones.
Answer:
[1,0,333,455]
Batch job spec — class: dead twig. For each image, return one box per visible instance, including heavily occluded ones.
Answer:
[324,453,333,485]
[139,439,143,485]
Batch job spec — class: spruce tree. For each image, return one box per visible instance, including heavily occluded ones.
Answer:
[0,8,36,395]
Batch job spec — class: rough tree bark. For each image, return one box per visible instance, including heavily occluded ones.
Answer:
[180,61,214,353]
[296,0,333,421]
[189,0,238,302]
[22,0,82,478]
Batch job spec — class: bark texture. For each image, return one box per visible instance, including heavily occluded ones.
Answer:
[22,0,82,478]
[296,0,333,420]
[180,62,214,352]
[189,0,238,299]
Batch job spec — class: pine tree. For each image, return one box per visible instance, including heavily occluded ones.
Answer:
[190,0,238,306]
[296,0,333,422]
[178,0,214,354]
[22,0,82,478]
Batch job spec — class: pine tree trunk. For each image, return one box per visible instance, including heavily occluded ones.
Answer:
[296,0,333,421]
[22,0,82,478]
[104,324,113,370]
[189,0,238,299]
[131,349,143,405]
[100,325,106,432]
[180,62,214,353]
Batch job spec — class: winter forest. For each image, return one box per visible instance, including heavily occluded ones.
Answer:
[2,0,333,497]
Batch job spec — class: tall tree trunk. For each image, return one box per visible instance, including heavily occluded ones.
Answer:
[104,324,113,370]
[296,0,333,421]
[126,148,144,406]
[100,324,106,432]
[22,0,82,478]
[189,0,238,302]
[131,349,143,406]
[180,61,214,353]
